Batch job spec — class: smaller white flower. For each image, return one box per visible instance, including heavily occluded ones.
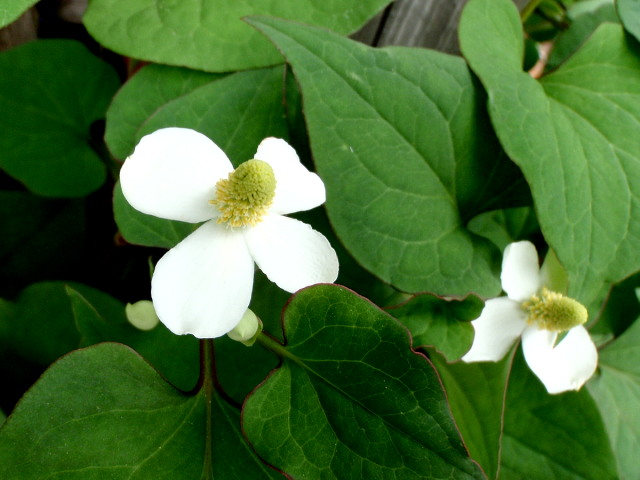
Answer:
[462,241,597,394]
[120,128,339,338]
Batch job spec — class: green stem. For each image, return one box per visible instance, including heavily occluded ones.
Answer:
[255,332,293,360]
[521,0,543,22]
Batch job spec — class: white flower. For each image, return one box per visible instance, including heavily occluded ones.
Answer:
[120,127,339,338]
[462,241,597,394]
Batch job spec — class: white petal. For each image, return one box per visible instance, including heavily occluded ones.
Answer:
[461,297,527,362]
[120,128,232,223]
[254,137,326,215]
[501,241,542,302]
[244,215,338,293]
[522,325,598,394]
[151,220,254,338]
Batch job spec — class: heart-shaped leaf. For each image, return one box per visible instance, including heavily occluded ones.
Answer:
[243,284,486,479]
[0,40,118,197]
[459,0,640,308]
[249,17,531,297]
[0,343,282,479]
[83,0,391,72]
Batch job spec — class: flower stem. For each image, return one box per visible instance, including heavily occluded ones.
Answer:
[255,332,294,361]
[521,0,542,22]
[201,339,215,479]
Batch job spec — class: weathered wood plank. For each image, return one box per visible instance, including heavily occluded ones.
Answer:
[353,0,530,52]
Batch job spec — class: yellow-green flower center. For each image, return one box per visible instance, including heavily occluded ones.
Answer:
[211,159,276,227]
[522,288,588,332]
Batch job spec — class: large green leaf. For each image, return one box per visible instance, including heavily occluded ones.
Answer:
[459,0,640,309]
[0,343,281,479]
[83,0,390,72]
[588,316,640,480]
[0,40,119,197]
[108,65,291,248]
[0,282,198,397]
[431,353,514,480]
[243,285,486,479]
[249,17,532,297]
[0,0,38,28]
[500,351,617,480]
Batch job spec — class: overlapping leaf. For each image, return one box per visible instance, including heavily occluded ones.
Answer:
[588,316,640,480]
[459,0,640,309]
[0,40,118,197]
[83,0,391,72]
[243,284,485,479]
[618,0,640,41]
[390,293,483,361]
[107,65,290,248]
[249,17,532,297]
[0,343,281,479]
[500,351,617,479]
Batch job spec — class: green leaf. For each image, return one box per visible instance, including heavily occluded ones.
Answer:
[113,181,197,248]
[0,282,198,397]
[547,2,619,70]
[500,351,617,480]
[249,17,532,297]
[243,285,486,479]
[618,0,640,42]
[468,207,540,252]
[0,343,280,479]
[0,0,38,28]
[431,353,514,480]
[107,65,289,165]
[0,40,119,197]
[390,293,483,361]
[65,286,199,392]
[108,65,290,248]
[0,191,85,296]
[84,0,391,72]
[105,64,223,161]
[588,316,640,480]
[460,0,640,308]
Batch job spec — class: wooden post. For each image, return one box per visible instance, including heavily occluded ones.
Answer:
[353,0,530,52]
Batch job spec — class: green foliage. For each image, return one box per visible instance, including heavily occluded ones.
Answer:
[0,343,279,479]
[0,0,38,28]
[249,16,533,297]
[83,0,391,72]
[500,351,617,479]
[0,40,119,197]
[588,316,640,480]
[460,0,640,311]
[618,0,640,41]
[390,293,483,361]
[243,285,486,479]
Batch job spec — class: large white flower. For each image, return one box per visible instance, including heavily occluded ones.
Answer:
[462,241,597,394]
[120,127,339,338]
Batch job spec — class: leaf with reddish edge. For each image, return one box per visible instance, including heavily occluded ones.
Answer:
[243,284,486,480]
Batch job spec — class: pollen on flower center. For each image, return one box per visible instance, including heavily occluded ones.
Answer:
[522,288,588,332]
[210,159,276,227]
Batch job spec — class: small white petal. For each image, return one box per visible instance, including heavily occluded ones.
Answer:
[522,325,598,394]
[254,137,326,215]
[244,214,339,293]
[151,220,254,338]
[501,241,542,302]
[462,297,528,362]
[120,128,232,223]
